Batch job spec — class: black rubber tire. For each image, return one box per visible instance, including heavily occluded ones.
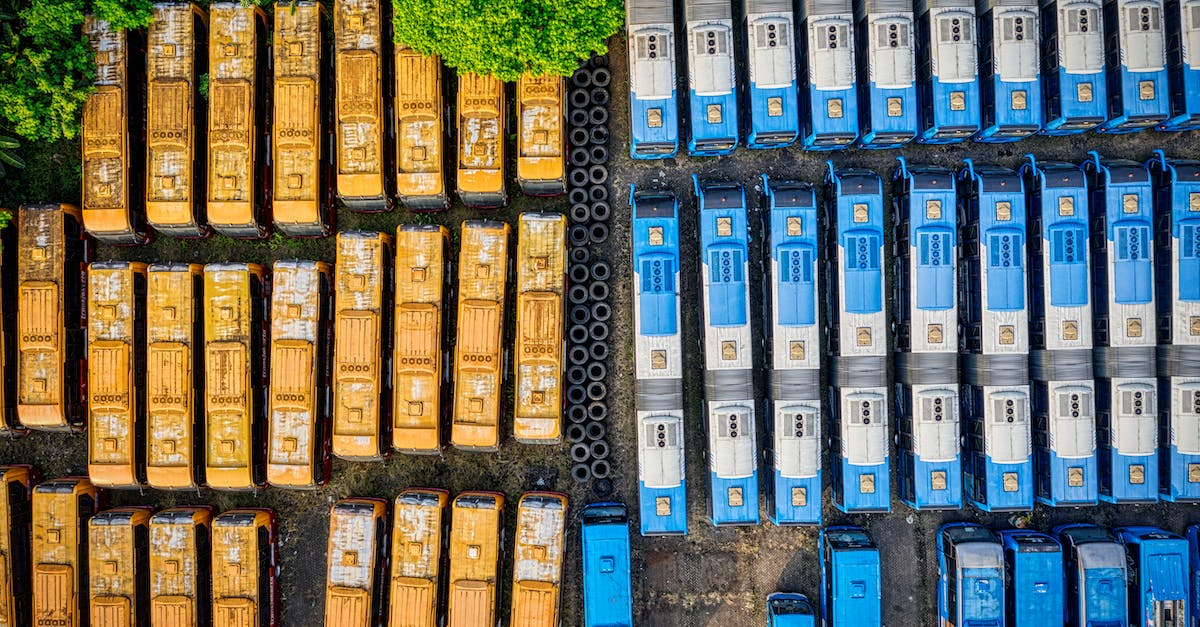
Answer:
[568,284,589,305]
[566,365,588,386]
[571,67,593,89]
[590,201,611,222]
[566,384,588,405]
[589,145,609,166]
[588,341,609,362]
[569,108,590,128]
[570,304,591,326]
[572,462,592,482]
[569,147,590,167]
[588,185,609,202]
[570,247,590,266]
[588,321,610,342]
[591,67,611,88]
[590,439,611,460]
[570,441,591,462]
[570,127,590,147]
[590,459,611,479]
[565,423,587,443]
[588,165,609,185]
[568,187,589,205]
[589,55,609,69]
[568,324,590,344]
[585,420,608,442]
[569,264,591,284]
[586,380,607,401]
[589,281,609,302]
[590,261,611,282]
[567,404,588,424]
[569,89,591,109]
[569,168,590,188]
[592,477,614,497]
[586,361,607,382]
[569,224,590,247]
[589,301,611,323]
[589,106,609,126]
[570,203,590,223]
[589,87,610,107]
[589,222,610,245]
[590,126,610,145]
[568,345,590,366]
[587,401,608,421]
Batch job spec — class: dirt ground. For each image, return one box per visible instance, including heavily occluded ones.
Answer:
[2,31,1200,627]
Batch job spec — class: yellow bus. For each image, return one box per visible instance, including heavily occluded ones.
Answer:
[207,2,271,239]
[393,224,448,454]
[510,492,567,626]
[87,261,148,489]
[82,17,149,245]
[145,263,205,490]
[515,75,566,196]
[333,232,394,461]
[145,2,209,238]
[325,498,389,627]
[88,506,153,626]
[31,477,101,627]
[267,260,333,488]
[212,508,278,627]
[0,466,36,627]
[335,0,392,212]
[274,0,335,237]
[394,45,447,211]
[513,213,566,444]
[388,488,448,627]
[204,263,268,490]
[456,73,506,208]
[149,506,213,626]
[447,491,504,627]
[17,203,91,431]
[452,220,509,452]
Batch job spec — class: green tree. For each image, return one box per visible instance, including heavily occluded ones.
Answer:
[392,0,623,82]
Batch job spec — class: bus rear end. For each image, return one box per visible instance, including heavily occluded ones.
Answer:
[88,506,152,626]
[212,508,278,627]
[325,498,389,627]
[389,489,447,627]
[32,478,101,627]
[149,506,213,626]
[447,491,504,627]
[510,492,567,626]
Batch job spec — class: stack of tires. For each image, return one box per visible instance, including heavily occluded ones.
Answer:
[564,56,613,496]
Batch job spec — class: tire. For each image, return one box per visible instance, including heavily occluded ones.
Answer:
[572,462,592,482]
[591,67,611,88]
[589,145,609,166]
[569,168,590,188]
[570,203,590,223]
[570,441,591,462]
[570,127,590,147]
[587,401,608,421]
[569,224,590,247]
[588,341,609,362]
[569,263,591,284]
[586,361,607,382]
[570,246,590,265]
[589,185,609,202]
[571,67,593,89]
[586,421,608,442]
[588,281,609,302]
[590,459,611,479]
[590,126,610,145]
[569,108,590,128]
[569,187,589,205]
[588,165,609,185]
[567,404,588,424]
[569,89,591,109]
[568,344,590,366]
[586,380,607,400]
[588,321,610,342]
[589,222,610,245]
[569,147,591,167]
[589,87,610,107]
[590,201,611,222]
[570,304,591,326]
[589,106,609,126]
[592,477,614,497]
[566,365,588,386]
[568,284,589,305]
[568,324,590,344]
[589,55,609,69]
[566,423,588,443]
[589,301,611,322]
[590,261,611,282]
[589,439,610,460]
[566,384,588,405]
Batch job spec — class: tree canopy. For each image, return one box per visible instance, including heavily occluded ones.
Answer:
[392,0,624,82]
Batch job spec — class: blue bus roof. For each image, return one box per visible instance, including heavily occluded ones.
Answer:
[632,190,680,337]
[1001,531,1064,626]
[696,179,749,328]
[581,503,634,627]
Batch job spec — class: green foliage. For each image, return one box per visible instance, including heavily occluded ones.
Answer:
[0,209,12,232]
[391,0,623,82]
[199,73,210,100]
[0,137,80,209]
[0,134,25,178]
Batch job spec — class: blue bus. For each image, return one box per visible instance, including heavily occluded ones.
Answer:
[767,592,817,627]
[1161,0,1200,130]
[744,0,800,147]
[891,159,962,511]
[1115,526,1190,627]
[1054,524,1129,627]
[1082,153,1160,504]
[958,161,1034,513]
[1146,152,1200,503]
[1187,525,1200,627]
[1096,0,1170,132]
[630,184,688,536]
[763,176,822,526]
[1000,530,1066,627]
[1039,0,1108,134]
[695,176,759,526]
[627,0,680,159]
[581,503,634,627]
[914,0,980,142]
[937,523,1006,627]
[976,0,1044,140]
[798,0,860,148]
[1021,156,1099,508]
[855,0,919,147]
[685,0,739,155]
[820,526,882,627]
[824,164,890,514]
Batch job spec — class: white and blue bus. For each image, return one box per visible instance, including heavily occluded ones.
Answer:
[1000,530,1066,626]
[976,0,1044,141]
[685,0,740,155]
[744,0,800,147]
[1160,0,1200,130]
[798,0,860,148]
[631,185,688,535]
[1146,152,1200,503]
[763,175,822,525]
[1039,0,1107,134]
[1021,156,1099,508]
[695,176,759,526]
[1083,153,1160,504]
[937,523,1006,627]
[915,0,981,142]
[824,164,890,514]
[891,159,961,511]
[1096,0,1170,132]
[1115,526,1190,626]
[581,503,634,627]
[855,0,919,148]
[627,0,680,159]
[820,526,882,627]
[1053,524,1129,627]
[958,160,1034,513]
